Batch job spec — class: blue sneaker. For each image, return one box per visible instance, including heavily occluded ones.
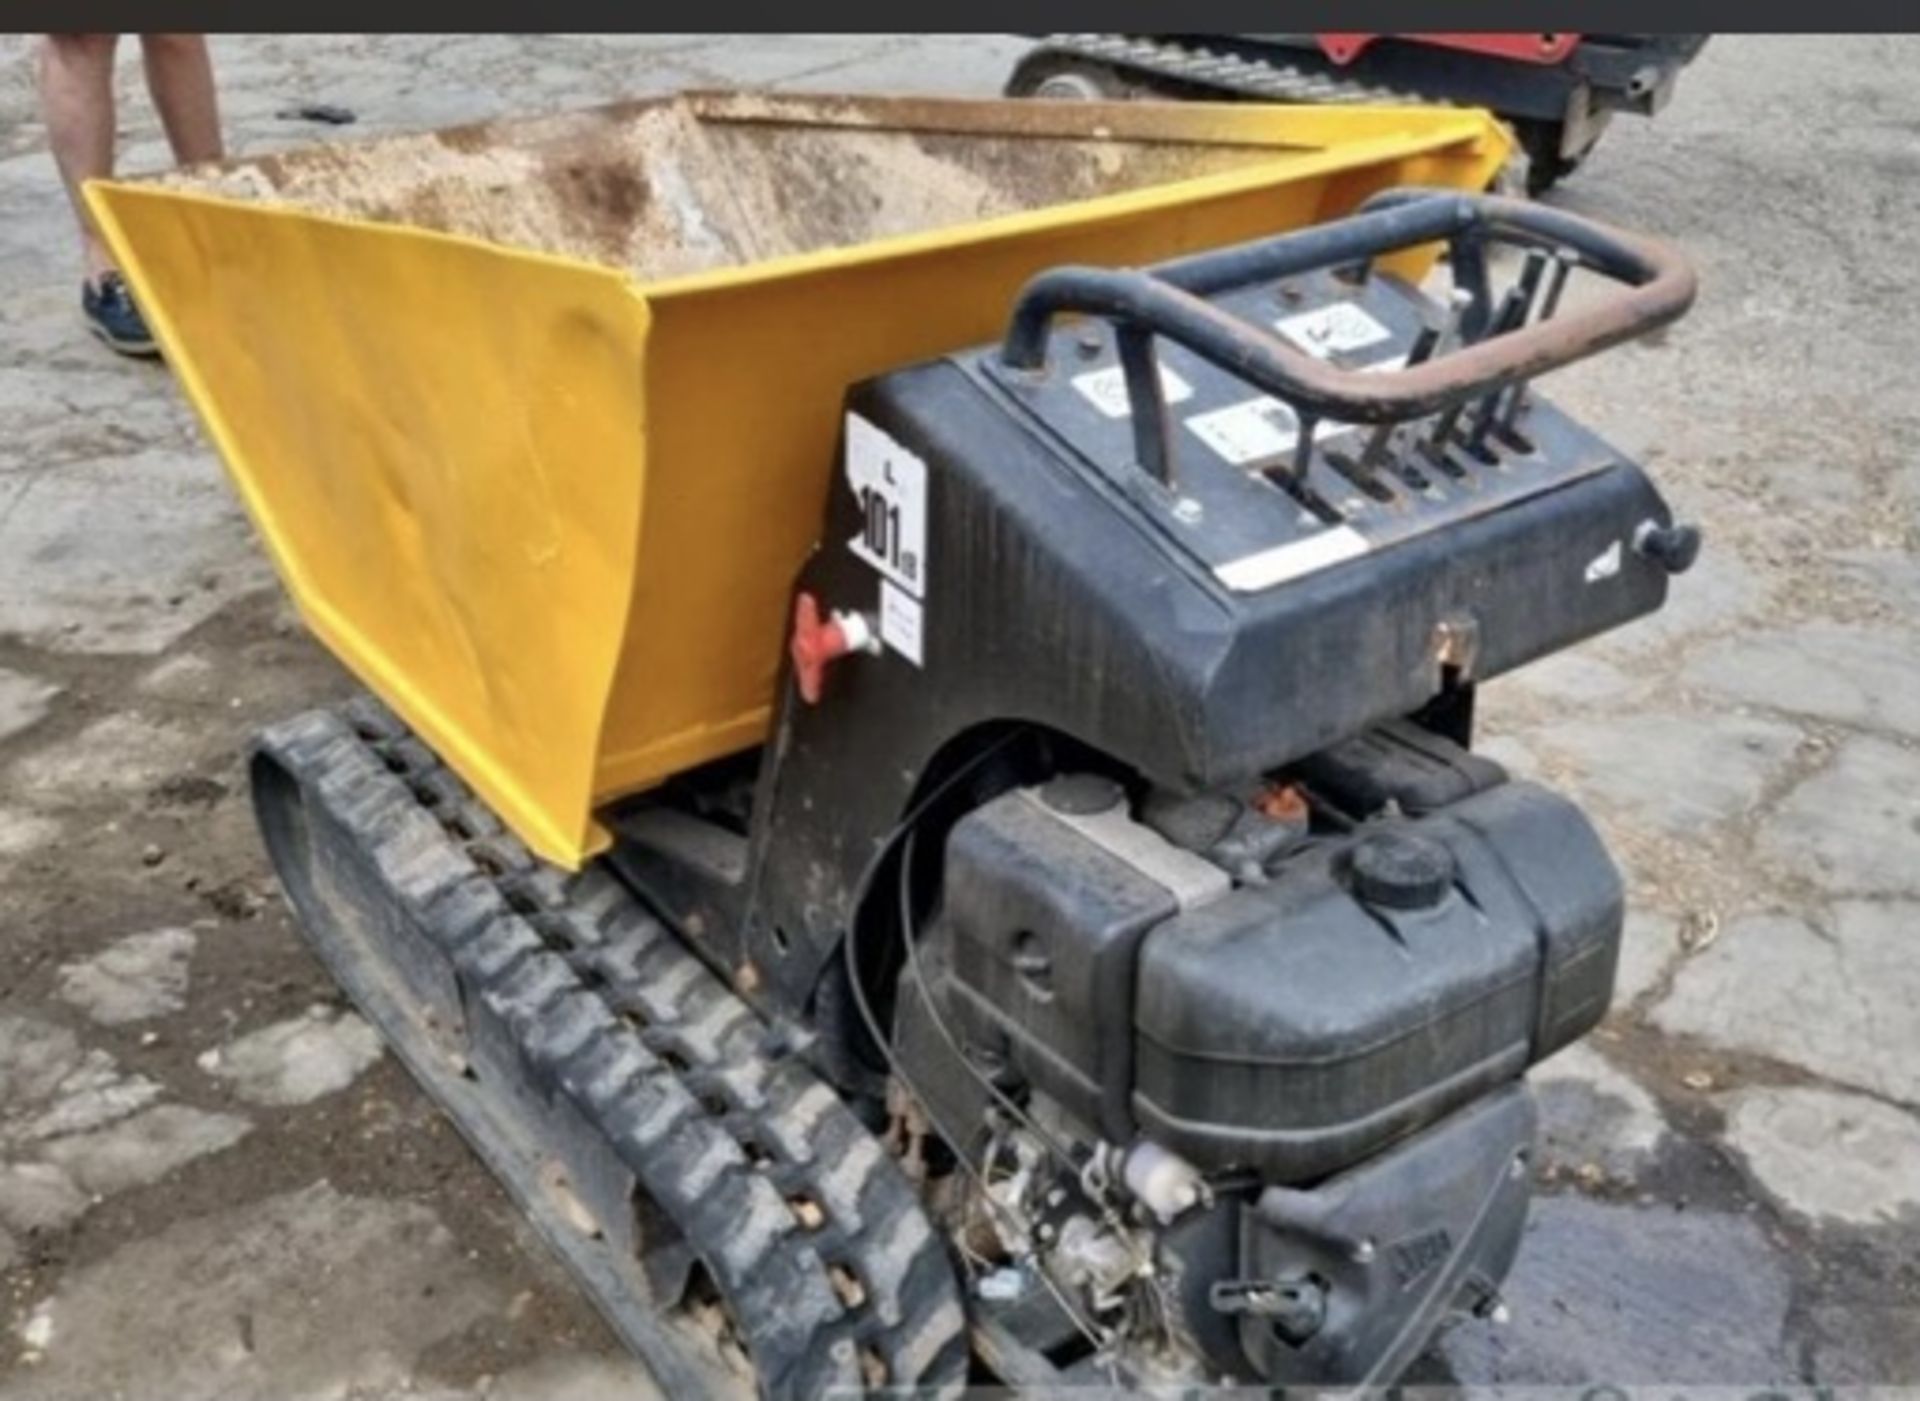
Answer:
[82,272,160,357]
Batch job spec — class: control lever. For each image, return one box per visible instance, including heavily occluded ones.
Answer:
[1355,322,1442,483]
[1417,290,1476,477]
[1497,247,1580,439]
[1467,250,1551,456]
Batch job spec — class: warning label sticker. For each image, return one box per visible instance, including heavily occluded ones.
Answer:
[880,580,923,666]
[1184,397,1351,466]
[844,412,927,598]
[1071,363,1195,419]
[1275,302,1394,359]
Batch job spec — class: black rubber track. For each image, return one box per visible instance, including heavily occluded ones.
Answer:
[1009,35,1426,107]
[250,698,969,1400]
[1009,36,1560,193]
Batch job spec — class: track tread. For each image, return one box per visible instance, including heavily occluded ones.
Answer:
[1021,33,1430,106]
[253,704,967,1400]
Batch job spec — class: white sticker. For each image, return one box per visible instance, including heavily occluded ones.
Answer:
[844,413,927,598]
[1214,526,1371,592]
[1584,539,1623,583]
[1276,302,1393,359]
[880,580,923,666]
[1183,397,1350,466]
[1071,363,1194,418]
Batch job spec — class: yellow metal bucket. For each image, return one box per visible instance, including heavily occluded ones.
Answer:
[89,91,1507,866]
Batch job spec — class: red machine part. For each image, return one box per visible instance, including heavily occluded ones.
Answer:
[789,593,849,704]
[1317,33,1582,67]
[791,593,879,704]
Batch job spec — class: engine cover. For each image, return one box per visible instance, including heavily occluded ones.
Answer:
[939,766,1621,1182]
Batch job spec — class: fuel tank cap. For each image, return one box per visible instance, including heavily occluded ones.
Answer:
[1348,831,1454,910]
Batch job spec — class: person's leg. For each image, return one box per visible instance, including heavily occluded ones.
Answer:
[37,32,120,280]
[41,33,164,355]
[139,34,223,165]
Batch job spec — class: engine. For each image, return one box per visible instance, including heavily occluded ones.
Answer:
[894,721,1621,1382]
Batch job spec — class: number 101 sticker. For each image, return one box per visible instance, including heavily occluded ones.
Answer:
[845,413,927,598]
[845,413,929,667]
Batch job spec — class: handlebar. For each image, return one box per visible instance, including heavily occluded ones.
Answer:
[997,190,1696,461]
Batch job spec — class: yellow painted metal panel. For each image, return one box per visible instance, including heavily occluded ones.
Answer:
[87,94,1507,866]
[89,188,647,861]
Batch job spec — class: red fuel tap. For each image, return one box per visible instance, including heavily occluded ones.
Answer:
[789,592,876,704]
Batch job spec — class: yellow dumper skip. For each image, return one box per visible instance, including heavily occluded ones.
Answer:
[88,91,1508,866]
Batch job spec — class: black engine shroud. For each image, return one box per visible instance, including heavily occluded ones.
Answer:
[740,193,1691,1019]
[937,763,1621,1184]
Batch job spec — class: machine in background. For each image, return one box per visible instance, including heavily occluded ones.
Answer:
[1009,33,1709,193]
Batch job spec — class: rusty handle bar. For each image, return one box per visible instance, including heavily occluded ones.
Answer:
[998,189,1697,429]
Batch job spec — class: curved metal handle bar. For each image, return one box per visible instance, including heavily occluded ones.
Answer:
[999,189,1697,427]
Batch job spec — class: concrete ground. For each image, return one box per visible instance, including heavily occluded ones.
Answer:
[1,32,1916,1398]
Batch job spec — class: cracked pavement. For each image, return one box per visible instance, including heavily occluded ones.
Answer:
[1,33,1917,1396]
